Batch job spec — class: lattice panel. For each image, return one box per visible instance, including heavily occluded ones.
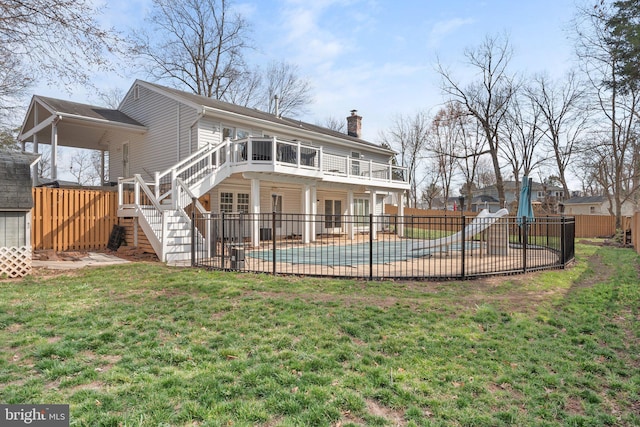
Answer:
[0,246,32,278]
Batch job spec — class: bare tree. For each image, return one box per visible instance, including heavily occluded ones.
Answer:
[525,72,588,198]
[0,126,19,150]
[131,0,252,99]
[261,61,313,117]
[0,49,30,116]
[224,60,313,118]
[499,90,546,194]
[438,34,517,206]
[420,181,442,210]
[379,112,431,207]
[91,151,109,185]
[223,68,263,107]
[96,88,127,109]
[69,150,100,185]
[428,104,463,209]
[457,113,488,205]
[36,145,50,179]
[319,116,346,133]
[573,2,640,227]
[0,0,123,118]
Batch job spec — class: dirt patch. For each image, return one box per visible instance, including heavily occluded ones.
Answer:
[365,399,406,426]
[564,395,585,416]
[114,247,159,262]
[567,253,611,293]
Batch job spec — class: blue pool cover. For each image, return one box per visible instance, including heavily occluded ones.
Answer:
[248,240,480,266]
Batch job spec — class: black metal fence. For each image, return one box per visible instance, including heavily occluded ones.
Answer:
[191,212,575,280]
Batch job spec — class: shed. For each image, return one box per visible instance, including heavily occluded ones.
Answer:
[0,151,40,277]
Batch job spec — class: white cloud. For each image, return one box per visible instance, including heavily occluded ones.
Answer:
[232,2,258,19]
[428,17,475,48]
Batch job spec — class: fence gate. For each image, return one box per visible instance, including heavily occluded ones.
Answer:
[31,187,120,251]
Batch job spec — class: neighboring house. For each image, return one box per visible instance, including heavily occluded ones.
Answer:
[472,180,566,213]
[0,151,39,278]
[18,80,410,263]
[561,195,635,216]
[427,196,472,212]
[469,195,500,213]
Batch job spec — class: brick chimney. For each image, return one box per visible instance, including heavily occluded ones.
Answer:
[346,110,362,138]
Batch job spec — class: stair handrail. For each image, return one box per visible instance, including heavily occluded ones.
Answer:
[134,174,164,212]
[155,140,229,204]
[175,177,208,222]
[155,144,216,184]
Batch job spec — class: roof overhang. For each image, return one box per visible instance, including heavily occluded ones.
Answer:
[18,96,147,151]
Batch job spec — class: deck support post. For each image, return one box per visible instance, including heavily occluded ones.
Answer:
[347,190,354,240]
[397,191,405,238]
[302,184,312,244]
[251,178,260,247]
[310,186,317,242]
[370,190,377,241]
[50,119,58,181]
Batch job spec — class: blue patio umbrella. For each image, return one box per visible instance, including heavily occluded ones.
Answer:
[517,176,534,225]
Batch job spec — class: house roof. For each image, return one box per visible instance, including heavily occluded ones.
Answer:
[562,195,607,205]
[472,195,500,204]
[0,151,39,210]
[36,96,144,127]
[18,95,148,151]
[475,180,564,193]
[138,80,394,154]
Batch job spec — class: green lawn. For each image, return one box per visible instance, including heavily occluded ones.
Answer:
[1,242,638,426]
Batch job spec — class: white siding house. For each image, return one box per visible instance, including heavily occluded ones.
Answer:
[18,80,409,263]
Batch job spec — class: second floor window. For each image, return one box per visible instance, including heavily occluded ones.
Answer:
[222,126,252,141]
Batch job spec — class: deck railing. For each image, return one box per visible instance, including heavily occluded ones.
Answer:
[121,137,408,211]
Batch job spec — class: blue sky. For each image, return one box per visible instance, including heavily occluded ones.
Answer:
[31,0,580,142]
[28,0,583,186]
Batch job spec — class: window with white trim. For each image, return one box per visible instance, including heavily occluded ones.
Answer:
[0,212,27,247]
[220,192,234,213]
[221,126,252,141]
[237,193,249,213]
[220,192,249,213]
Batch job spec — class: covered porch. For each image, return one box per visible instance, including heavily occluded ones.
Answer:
[17,96,147,183]
[205,173,407,248]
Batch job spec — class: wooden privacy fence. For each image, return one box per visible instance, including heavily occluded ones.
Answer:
[31,188,120,251]
[632,212,640,255]
[385,205,628,239]
[574,215,630,238]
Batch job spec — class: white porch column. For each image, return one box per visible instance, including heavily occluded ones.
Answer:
[310,186,317,242]
[370,190,377,241]
[347,190,354,240]
[50,120,58,181]
[251,178,261,247]
[33,107,39,154]
[100,150,106,185]
[302,184,312,244]
[397,191,405,237]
